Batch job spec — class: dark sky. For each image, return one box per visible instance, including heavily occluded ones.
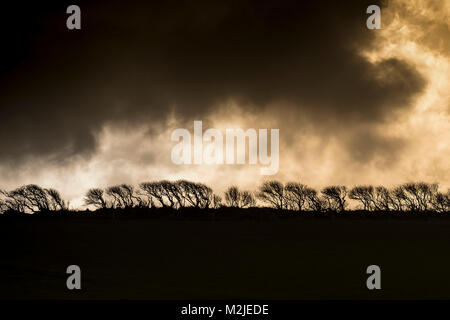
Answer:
[0,0,426,165]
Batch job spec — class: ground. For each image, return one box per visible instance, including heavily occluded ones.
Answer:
[1,209,450,299]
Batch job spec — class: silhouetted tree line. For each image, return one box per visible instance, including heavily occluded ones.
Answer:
[84,181,221,210]
[0,181,449,214]
[256,181,449,213]
[0,184,67,213]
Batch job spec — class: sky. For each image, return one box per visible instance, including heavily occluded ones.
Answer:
[0,0,448,208]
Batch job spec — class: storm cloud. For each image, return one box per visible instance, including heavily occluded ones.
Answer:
[0,0,426,165]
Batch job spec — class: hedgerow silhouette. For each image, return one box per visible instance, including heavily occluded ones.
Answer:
[1,180,449,215]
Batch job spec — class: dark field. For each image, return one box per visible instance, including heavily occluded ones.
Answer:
[2,210,450,299]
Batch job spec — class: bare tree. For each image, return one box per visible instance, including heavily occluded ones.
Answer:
[172,180,197,208]
[22,184,50,212]
[388,183,439,212]
[225,186,240,207]
[241,191,256,208]
[84,188,107,209]
[373,186,395,211]
[416,182,438,211]
[391,182,438,212]
[45,188,67,211]
[0,185,66,213]
[106,186,124,208]
[321,186,347,212]
[105,184,139,208]
[285,182,309,211]
[175,180,196,208]
[139,180,215,209]
[213,194,222,209]
[135,188,153,208]
[224,186,255,208]
[0,189,14,213]
[1,189,28,213]
[402,183,421,211]
[392,185,408,211]
[349,186,375,211]
[257,181,286,209]
[194,183,215,208]
[174,180,211,208]
[304,187,326,212]
[9,185,49,213]
[119,184,140,208]
[431,190,450,213]
[159,180,179,208]
[140,182,167,207]
[170,181,188,208]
